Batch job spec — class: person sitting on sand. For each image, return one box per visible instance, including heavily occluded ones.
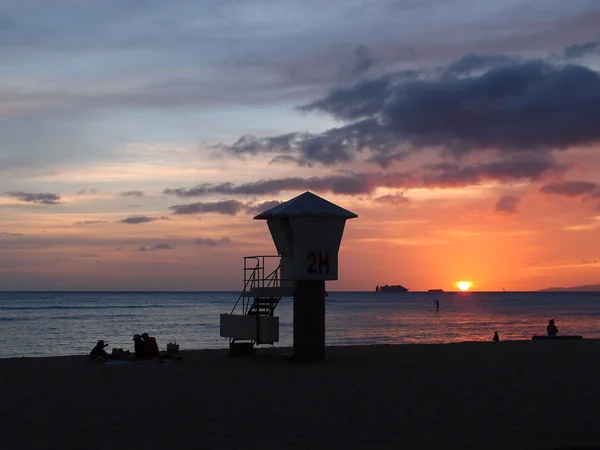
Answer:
[133,334,147,357]
[89,340,109,360]
[141,332,159,357]
[547,319,559,337]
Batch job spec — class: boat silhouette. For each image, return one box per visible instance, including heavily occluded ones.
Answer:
[376,284,409,292]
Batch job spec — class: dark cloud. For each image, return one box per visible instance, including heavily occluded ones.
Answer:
[564,41,599,58]
[194,237,232,247]
[2,191,61,205]
[73,220,108,226]
[165,155,563,202]
[119,215,169,224]
[152,243,173,250]
[421,155,565,187]
[246,200,283,215]
[138,243,173,251]
[164,175,374,198]
[120,190,146,197]
[495,195,520,214]
[539,180,598,197]
[169,200,246,215]
[443,54,520,77]
[76,189,97,195]
[269,155,314,167]
[373,193,409,205]
[221,57,600,167]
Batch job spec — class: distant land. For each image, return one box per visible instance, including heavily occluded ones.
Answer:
[537,284,600,292]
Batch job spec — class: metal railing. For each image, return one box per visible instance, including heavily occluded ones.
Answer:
[229,255,293,315]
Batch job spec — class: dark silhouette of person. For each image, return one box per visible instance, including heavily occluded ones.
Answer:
[493,331,499,342]
[547,319,559,336]
[133,334,147,357]
[89,340,109,360]
[142,332,159,357]
[435,300,440,311]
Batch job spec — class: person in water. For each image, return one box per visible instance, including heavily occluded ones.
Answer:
[547,319,559,336]
[89,340,109,360]
[435,300,440,311]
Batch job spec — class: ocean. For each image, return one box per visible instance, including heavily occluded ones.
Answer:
[1,291,599,358]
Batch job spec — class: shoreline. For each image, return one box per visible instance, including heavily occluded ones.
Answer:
[3,338,594,361]
[2,338,598,361]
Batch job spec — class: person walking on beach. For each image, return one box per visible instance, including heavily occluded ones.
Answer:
[547,319,559,336]
[434,299,440,311]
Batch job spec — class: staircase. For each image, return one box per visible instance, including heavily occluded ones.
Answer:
[221,256,293,349]
[247,297,279,316]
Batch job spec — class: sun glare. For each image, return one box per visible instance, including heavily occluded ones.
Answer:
[457,281,472,291]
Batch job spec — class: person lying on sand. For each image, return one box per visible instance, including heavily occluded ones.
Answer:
[89,340,109,360]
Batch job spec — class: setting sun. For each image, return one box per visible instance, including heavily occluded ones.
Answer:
[456,281,473,291]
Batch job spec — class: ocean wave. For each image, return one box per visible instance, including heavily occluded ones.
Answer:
[0,304,178,311]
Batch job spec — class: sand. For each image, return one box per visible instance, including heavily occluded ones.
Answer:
[1,341,600,450]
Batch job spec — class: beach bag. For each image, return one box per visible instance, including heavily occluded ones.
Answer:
[167,337,179,354]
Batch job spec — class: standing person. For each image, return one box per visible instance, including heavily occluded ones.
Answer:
[435,299,440,311]
[547,319,559,336]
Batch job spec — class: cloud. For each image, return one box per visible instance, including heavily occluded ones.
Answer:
[120,190,146,198]
[138,243,173,251]
[165,155,564,202]
[539,181,598,197]
[335,44,378,81]
[75,189,97,195]
[0,232,23,236]
[168,200,246,215]
[563,41,599,59]
[194,237,232,247]
[120,215,170,224]
[221,57,600,167]
[495,195,520,214]
[2,191,61,205]
[74,220,108,226]
[421,155,565,188]
[246,200,283,215]
[443,54,520,77]
[373,193,409,205]
[151,243,173,250]
[164,175,375,198]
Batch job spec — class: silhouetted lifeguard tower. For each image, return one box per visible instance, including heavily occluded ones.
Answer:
[220,191,357,361]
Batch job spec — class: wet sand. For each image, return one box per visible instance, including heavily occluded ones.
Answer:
[1,341,600,450]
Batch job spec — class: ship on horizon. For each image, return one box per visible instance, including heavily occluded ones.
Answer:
[376,284,409,292]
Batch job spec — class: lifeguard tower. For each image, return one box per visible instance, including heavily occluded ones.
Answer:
[219,191,357,361]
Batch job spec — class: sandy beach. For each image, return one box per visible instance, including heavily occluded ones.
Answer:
[1,341,600,450]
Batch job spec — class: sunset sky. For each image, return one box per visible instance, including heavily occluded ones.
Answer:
[1,0,600,291]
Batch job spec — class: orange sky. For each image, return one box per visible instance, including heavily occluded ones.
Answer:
[1,1,600,291]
